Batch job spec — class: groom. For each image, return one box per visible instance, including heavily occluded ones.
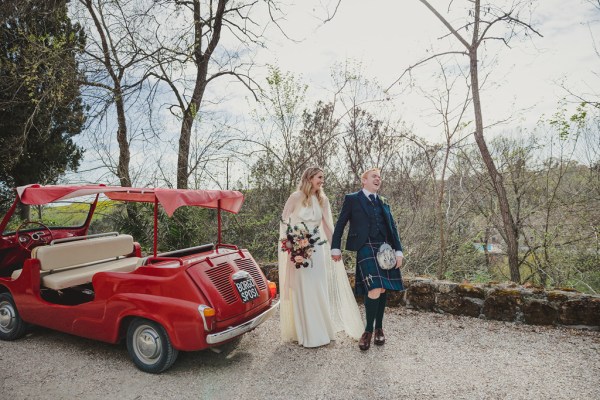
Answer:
[331,168,404,351]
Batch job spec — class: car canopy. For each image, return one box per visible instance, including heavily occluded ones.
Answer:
[12,184,245,256]
[16,184,244,216]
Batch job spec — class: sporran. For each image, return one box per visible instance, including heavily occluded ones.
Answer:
[376,242,396,270]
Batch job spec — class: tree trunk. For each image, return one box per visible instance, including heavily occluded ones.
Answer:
[115,87,131,187]
[175,0,224,189]
[469,22,520,282]
[18,204,30,221]
[177,112,194,189]
[436,139,452,279]
[483,227,491,269]
[436,202,447,279]
[82,0,133,188]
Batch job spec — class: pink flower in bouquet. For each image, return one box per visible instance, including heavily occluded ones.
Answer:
[280,219,327,269]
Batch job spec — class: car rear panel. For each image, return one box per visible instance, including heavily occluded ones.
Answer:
[186,249,271,322]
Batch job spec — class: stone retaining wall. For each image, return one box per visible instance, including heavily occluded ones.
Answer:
[397,277,600,329]
[261,264,600,329]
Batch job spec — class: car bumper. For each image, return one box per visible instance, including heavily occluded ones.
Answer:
[206,300,280,345]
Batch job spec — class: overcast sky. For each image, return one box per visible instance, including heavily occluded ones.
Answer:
[247,0,600,141]
[68,0,600,185]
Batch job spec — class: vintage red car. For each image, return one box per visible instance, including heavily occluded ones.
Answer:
[0,184,278,373]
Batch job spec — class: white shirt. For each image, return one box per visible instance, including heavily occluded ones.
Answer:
[331,190,404,258]
[362,188,377,201]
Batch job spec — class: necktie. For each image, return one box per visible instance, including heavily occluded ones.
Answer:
[369,194,377,204]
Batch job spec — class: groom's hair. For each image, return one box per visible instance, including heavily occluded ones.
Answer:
[361,167,381,180]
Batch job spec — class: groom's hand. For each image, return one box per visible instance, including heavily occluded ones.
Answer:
[332,254,342,262]
[396,255,403,268]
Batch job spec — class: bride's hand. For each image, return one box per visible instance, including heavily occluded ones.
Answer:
[332,254,342,262]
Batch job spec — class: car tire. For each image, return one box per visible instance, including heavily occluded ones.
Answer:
[126,318,179,374]
[0,292,28,341]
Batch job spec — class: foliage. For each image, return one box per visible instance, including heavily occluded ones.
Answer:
[232,187,286,261]
[249,66,311,191]
[548,101,589,140]
[0,0,85,190]
[0,184,13,215]
[238,72,600,295]
[95,202,233,255]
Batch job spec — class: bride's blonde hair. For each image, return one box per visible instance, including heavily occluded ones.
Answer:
[298,166,326,207]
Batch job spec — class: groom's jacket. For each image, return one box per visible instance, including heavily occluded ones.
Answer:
[331,191,403,252]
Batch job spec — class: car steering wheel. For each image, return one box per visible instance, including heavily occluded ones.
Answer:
[15,220,54,251]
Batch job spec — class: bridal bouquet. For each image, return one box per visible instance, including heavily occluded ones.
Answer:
[280,219,327,268]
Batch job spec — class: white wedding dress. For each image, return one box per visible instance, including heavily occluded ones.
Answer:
[279,191,363,347]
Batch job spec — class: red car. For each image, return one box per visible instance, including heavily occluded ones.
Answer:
[0,184,278,373]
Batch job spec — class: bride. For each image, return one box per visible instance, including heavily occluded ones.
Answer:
[279,167,363,347]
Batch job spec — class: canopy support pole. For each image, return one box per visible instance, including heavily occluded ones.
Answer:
[0,197,19,233]
[217,199,222,246]
[153,197,158,257]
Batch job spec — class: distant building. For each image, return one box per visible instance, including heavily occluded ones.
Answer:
[473,242,504,254]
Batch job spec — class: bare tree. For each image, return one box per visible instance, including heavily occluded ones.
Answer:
[341,107,400,181]
[328,61,406,185]
[245,63,395,193]
[414,60,472,278]
[75,0,159,186]
[246,66,311,193]
[562,1,600,109]
[517,111,599,292]
[399,0,543,282]
[148,0,288,189]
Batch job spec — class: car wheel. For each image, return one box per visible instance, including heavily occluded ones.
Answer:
[0,292,28,341]
[126,318,178,374]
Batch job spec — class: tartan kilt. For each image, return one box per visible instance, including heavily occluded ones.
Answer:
[355,241,405,296]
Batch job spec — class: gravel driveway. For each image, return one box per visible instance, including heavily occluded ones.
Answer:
[1,307,598,400]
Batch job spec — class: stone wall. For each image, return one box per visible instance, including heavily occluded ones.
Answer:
[261,264,600,329]
[397,277,600,328]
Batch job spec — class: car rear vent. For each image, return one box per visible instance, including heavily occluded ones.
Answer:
[206,262,237,304]
[234,258,266,290]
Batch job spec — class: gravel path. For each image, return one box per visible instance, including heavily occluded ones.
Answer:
[1,307,598,400]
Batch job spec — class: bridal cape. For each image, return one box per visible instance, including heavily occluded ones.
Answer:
[278,191,363,344]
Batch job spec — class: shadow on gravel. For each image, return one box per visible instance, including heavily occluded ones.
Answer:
[17,325,256,374]
[174,338,255,372]
[24,326,124,352]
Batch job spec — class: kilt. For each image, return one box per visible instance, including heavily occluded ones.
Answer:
[355,240,405,296]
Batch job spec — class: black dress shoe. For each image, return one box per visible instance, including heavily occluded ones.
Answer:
[374,328,385,346]
[359,331,372,351]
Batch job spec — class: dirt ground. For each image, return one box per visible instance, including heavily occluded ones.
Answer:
[1,307,598,400]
